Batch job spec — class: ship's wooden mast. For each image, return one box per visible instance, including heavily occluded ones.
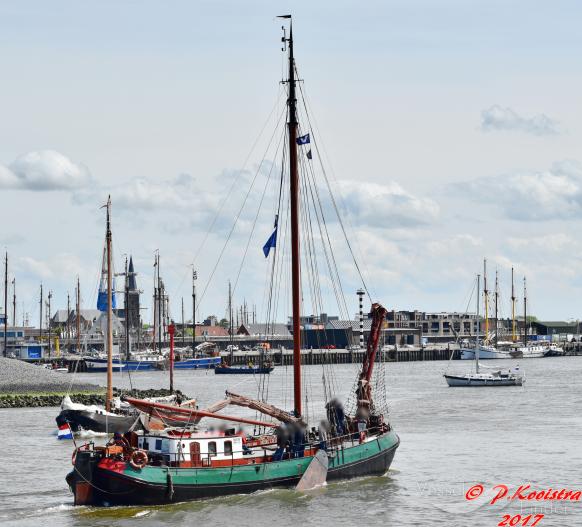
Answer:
[3,252,7,358]
[483,258,489,342]
[511,267,516,342]
[76,277,81,354]
[284,19,302,418]
[494,269,498,348]
[124,256,130,361]
[523,276,527,347]
[105,196,113,413]
[476,274,481,373]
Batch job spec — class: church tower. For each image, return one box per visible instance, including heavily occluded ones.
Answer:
[126,256,141,330]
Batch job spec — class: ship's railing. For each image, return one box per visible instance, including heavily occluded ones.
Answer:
[142,425,389,467]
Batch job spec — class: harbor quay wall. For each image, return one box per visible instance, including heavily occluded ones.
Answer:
[250,346,458,366]
[61,345,459,371]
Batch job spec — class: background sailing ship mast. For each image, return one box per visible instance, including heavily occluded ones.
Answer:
[104,196,114,413]
[511,267,517,342]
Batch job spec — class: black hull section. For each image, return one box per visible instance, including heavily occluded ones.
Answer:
[57,409,140,434]
[215,367,274,375]
[70,440,398,506]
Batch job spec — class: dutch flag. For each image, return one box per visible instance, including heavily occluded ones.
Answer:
[57,423,73,440]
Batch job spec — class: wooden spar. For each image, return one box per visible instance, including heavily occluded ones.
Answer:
[523,276,527,347]
[123,397,277,428]
[105,196,113,413]
[66,291,70,351]
[192,268,197,347]
[286,20,302,418]
[511,267,516,342]
[39,284,43,354]
[494,269,498,348]
[476,274,481,373]
[169,323,175,393]
[76,277,81,353]
[228,280,233,363]
[47,291,52,359]
[181,297,185,346]
[3,252,7,358]
[225,390,301,424]
[124,257,130,361]
[12,277,16,328]
[152,253,157,352]
[157,255,162,354]
[483,258,489,342]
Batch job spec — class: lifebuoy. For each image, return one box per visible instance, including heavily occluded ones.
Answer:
[130,449,148,469]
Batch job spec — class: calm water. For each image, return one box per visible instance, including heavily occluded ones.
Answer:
[1,358,581,527]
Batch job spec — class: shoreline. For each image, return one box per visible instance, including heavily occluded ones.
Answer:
[0,387,186,408]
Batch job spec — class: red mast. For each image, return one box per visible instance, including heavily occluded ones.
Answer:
[283,17,302,418]
[168,323,175,393]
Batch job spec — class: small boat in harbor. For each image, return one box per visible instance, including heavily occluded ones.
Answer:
[55,198,176,435]
[215,363,274,375]
[214,284,273,374]
[56,395,140,434]
[173,356,221,369]
[172,343,221,369]
[445,273,525,387]
[84,353,166,372]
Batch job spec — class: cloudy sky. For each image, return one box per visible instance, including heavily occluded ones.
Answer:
[1,0,581,325]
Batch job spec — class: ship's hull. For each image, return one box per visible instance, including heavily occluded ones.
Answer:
[67,430,399,506]
[444,374,523,387]
[215,366,274,374]
[56,409,139,433]
[460,347,512,360]
[461,346,550,360]
[173,357,221,369]
[85,358,161,372]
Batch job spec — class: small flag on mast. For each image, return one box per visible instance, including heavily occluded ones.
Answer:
[57,423,73,440]
[296,133,310,145]
[262,216,279,258]
[306,149,312,160]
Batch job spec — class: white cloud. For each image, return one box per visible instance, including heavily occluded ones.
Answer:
[0,150,91,191]
[73,173,221,218]
[18,253,87,283]
[480,105,559,136]
[336,179,439,228]
[456,161,582,221]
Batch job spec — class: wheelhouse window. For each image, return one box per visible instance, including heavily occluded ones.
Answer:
[224,440,233,456]
[208,441,217,456]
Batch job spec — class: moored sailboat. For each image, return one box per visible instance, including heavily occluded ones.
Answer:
[65,18,399,505]
[445,274,525,387]
[56,197,143,434]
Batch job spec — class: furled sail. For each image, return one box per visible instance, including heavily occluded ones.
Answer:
[225,391,302,424]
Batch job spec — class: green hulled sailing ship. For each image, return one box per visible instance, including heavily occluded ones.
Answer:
[66,17,399,506]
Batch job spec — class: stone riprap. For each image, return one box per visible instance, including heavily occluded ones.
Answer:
[0,357,99,394]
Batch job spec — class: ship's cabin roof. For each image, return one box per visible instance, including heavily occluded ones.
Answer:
[137,429,247,464]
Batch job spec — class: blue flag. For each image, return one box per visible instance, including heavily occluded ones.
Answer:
[263,227,277,258]
[263,216,279,258]
[296,133,310,145]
